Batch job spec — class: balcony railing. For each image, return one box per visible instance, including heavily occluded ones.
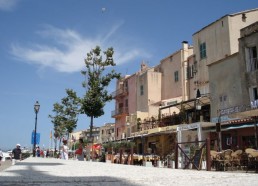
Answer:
[111,107,129,117]
[112,88,128,98]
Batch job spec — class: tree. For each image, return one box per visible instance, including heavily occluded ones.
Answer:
[49,89,80,143]
[81,46,120,140]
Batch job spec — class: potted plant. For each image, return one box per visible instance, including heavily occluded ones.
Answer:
[166,152,175,168]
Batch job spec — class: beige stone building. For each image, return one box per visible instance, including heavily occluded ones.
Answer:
[156,41,193,117]
[193,8,258,98]
[109,8,258,160]
[239,21,258,106]
[207,19,258,150]
[208,53,242,122]
[99,123,115,143]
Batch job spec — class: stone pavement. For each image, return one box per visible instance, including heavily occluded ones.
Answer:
[0,160,12,172]
[0,157,257,186]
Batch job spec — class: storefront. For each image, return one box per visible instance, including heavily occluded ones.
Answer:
[130,126,177,160]
[208,120,257,151]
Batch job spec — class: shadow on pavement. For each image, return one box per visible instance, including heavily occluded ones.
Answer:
[0,161,141,186]
[15,162,63,166]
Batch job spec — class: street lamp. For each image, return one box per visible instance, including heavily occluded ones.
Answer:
[33,101,40,157]
[195,90,201,122]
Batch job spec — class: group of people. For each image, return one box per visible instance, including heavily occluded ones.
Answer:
[62,138,85,161]
[1,138,89,165]
[35,146,50,158]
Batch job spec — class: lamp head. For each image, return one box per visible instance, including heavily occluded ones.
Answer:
[34,101,40,113]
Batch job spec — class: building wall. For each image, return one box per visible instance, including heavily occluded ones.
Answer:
[69,131,83,142]
[181,42,194,101]
[128,74,137,114]
[187,54,197,99]
[99,123,115,143]
[136,68,161,115]
[160,50,182,100]
[209,53,243,121]
[239,21,258,106]
[229,10,258,55]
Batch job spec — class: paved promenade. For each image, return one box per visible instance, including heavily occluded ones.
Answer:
[0,157,257,186]
[0,160,12,172]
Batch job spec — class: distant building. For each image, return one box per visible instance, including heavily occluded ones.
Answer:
[81,127,101,144]
[99,123,115,143]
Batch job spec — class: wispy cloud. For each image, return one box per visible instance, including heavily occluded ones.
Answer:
[0,0,19,11]
[10,24,150,73]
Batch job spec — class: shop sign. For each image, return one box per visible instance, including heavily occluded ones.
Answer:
[177,123,200,131]
[131,130,149,137]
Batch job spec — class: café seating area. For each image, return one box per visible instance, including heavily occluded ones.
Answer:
[112,153,160,166]
[211,148,258,172]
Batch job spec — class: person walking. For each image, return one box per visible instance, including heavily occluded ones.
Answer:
[0,149,3,166]
[36,146,40,157]
[61,140,69,160]
[76,138,84,161]
[12,144,22,165]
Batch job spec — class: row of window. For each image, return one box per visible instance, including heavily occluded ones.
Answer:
[138,44,257,99]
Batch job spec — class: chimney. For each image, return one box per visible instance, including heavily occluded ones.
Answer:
[182,41,188,50]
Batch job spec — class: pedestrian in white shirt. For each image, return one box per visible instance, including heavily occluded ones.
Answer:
[61,140,69,160]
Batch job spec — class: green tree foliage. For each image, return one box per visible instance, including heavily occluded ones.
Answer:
[81,46,120,139]
[49,89,80,140]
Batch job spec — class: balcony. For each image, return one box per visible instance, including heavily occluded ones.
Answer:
[112,88,128,98]
[111,107,129,117]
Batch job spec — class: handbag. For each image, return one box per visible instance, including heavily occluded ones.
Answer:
[75,148,82,155]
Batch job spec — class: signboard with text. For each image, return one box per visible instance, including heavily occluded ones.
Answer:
[31,132,40,145]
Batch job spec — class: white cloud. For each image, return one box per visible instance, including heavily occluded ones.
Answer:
[0,0,19,11]
[11,25,150,73]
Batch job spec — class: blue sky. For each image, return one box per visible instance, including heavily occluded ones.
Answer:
[1,0,258,151]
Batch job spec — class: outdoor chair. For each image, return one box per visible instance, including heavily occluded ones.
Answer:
[245,148,256,154]
[210,150,220,169]
[246,149,258,173]
[231,150,243,170]
[240,152,249,171]
[215,149,233,171]
[223,149,233,171]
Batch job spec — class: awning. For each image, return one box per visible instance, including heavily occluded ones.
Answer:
[130,125,177,138]
[160,96,211,111]
[229,108,258,119]
[225,124,256,130]
[177,122,215,131]
[204,123,257,132]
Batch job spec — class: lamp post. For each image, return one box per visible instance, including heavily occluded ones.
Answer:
[33,101,40,157]
[195,90,201,122]
[216,109,222,152]
[252,116,258,149]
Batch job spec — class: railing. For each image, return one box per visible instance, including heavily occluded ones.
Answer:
[111,107,129,117]
[112,88,128,98]
[175,139,211,171]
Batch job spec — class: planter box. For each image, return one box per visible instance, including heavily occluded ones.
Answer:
[157,161,163,168]
[202,161,206,169]
[106,160,111,163]
[168,160,175,169]
[143,161,153,167]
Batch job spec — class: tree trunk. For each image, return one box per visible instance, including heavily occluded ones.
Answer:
[90,116,93,142]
